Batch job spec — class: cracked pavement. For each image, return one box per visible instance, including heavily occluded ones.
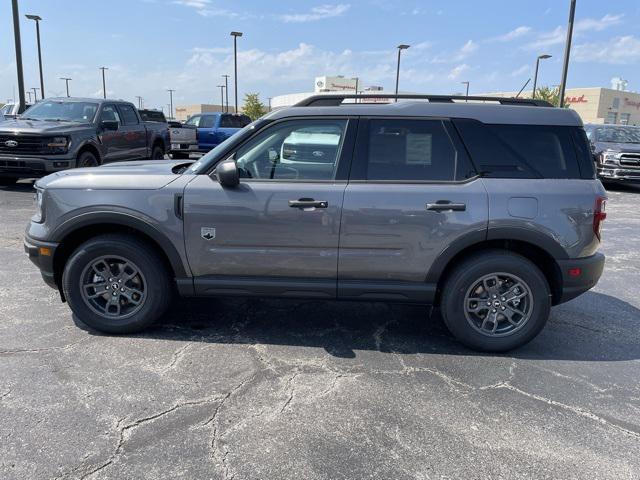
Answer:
[1,181,640,479]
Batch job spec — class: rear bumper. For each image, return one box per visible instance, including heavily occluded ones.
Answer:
[0,155,75,178]
[24,234,59,289]
[556,252,605,304]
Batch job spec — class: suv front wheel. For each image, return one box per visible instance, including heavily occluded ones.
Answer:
[62,234,172,333]
[441,251,551,352]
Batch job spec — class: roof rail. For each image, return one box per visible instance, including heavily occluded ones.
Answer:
[295,94,554,108]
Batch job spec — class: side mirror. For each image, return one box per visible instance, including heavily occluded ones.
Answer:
[101,120,119,131]
[214,157,240,188]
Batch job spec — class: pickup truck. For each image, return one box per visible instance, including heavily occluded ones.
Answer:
[0,101,33,119]
[0,97,169,183]
[585,123,640,184]
[169,112,251,159]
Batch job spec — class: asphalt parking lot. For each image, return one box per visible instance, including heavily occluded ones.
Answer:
[1,180,640,480]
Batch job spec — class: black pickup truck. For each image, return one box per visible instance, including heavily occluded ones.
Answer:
[0,98,170,183]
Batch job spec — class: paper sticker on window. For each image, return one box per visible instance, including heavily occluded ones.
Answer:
[406,133,432,164]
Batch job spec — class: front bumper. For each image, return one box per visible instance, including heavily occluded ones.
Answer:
[0,155,75,178]
[556,252,605,304]
[24,234,59,289]
[597,166,640,182]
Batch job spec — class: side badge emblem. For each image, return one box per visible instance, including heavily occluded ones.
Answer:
[201,227,216,240]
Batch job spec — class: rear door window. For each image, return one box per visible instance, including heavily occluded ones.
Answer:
[355,118,476,181]
[186,115,202,127]
[220,115,235,128]
[118,104,139,125]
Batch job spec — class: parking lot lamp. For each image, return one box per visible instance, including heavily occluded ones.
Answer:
[558,0,576,107]
[11,0,26,112]
[136,96,143,109]
[32,87,39,101]
[532,54,552,99]
[99,67,108,99]
[230,31,243,113]
[394,44,410,102]
[461,81,470,101]
[25,14,45,99]
[26,90,32,103]
[217,85,225,112]
[268,97,272,112]
[60,77,71,97]
[222,74,230,112]
[167,89,175,120]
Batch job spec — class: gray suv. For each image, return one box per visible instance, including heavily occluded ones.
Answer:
[24,94,607,352]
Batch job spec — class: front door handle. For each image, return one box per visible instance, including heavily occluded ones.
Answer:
[426,201,466,212]
[289,198,328,209]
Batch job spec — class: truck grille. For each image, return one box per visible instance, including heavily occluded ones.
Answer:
[620,153,640,167]
[0,134,51,155]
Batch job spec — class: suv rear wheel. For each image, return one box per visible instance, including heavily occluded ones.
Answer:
[441,250,551,352]
[62,234,172,333]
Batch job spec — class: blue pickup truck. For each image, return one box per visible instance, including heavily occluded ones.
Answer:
[169,112,252,159]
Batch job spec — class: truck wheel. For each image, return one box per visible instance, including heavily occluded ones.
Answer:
[62,234,172,334]
[171,152,189,160]
[440,250,551,352]
[151,145,164,160]
[77,151,99,168]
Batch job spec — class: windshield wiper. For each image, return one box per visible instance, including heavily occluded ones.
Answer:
[44,118,78,122]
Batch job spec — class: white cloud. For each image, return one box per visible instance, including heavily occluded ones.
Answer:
[280,4,350,23]
[493,26,532,42]
[173,0,210,8]
[448,64,469,80]
[575,13,624,33]
[510,64,530,77]
[573,35,640,64]
[525,13,625,50]
[459,40,478,57]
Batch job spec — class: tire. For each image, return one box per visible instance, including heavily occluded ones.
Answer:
[62,234,172,334]
[440,250,551,352]
[0,176,17,186]
[150,144,164,160]
[171,152,189,160]
[77,150,99,168]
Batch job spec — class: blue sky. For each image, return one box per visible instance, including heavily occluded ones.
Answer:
[1,0,640,110]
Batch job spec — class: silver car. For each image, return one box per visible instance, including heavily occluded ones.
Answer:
[24,94,607,352]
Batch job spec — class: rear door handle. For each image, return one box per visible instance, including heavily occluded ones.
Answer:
[426,201,466,212]
[289,198,328,209]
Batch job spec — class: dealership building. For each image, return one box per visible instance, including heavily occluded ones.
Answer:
[173,103,235,122]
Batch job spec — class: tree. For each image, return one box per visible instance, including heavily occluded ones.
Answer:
[534,86,569,108]
[242,93,267,120]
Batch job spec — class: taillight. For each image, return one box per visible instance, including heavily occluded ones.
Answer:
[593,196,607,241]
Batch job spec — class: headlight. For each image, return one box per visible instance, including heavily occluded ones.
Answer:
[46,136,69,153]
[33,188,44,223]
[601,150,620,164]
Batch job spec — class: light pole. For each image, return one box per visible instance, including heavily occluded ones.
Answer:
[558,0,576,107]
[31,87,39,101]
[532,54,552,99]
[135,96,143,108]
[167,89,175,120]
[25,14,45,99]
[267,97,272,112]
[99,67,108,99]
[11,0,26,112]
[222,74,230,113]
[26,90,33,103]
[394,44,410,102]
[217,85,225,111]
[230,31,243,113]
[461,81,470,100]
[60,77,71,97]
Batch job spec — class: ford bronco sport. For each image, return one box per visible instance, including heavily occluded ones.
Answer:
[24,94,607,352]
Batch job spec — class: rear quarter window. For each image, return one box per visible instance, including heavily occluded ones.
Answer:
[454,119,584,179]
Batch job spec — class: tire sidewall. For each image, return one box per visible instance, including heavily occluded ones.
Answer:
[77,151,99,168]
[62,236,170,333]
[151,145,164,159]
[442,253,551,352]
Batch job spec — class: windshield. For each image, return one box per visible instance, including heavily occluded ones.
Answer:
[186,120,264,174]
[20,100,99,123]
[596,126,640,144]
